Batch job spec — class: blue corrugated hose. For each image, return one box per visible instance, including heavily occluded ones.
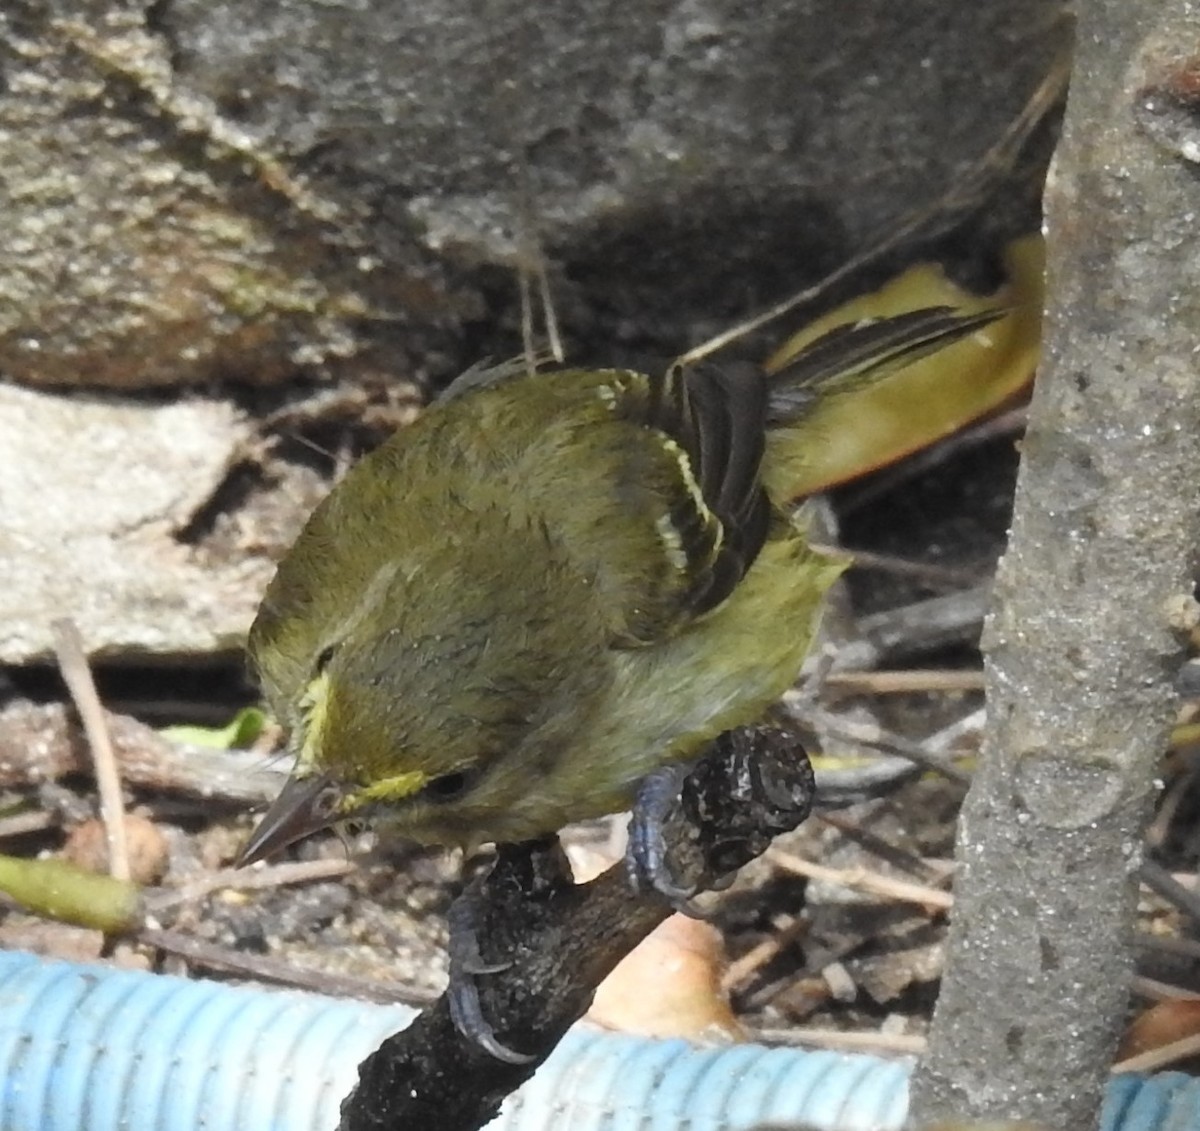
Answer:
[0,950,1195,1130]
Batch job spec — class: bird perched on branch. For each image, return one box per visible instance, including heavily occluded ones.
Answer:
[237,305,999,867]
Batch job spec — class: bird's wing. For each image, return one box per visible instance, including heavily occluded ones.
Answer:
[506,362,772,649]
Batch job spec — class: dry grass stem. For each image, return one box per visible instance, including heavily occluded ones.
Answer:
[51,618,131,882]
[154,857,355,907]
[1111,1031,1200,1075]
[824,670,985,694]
[768,848,954,912]
[721,913,810,994]
[751,1025,927,1056]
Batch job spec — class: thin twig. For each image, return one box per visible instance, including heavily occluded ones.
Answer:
[504,69,564,372]
[1145,762,1192,847]
[817,812,953,885]
[51,618,130,882]
[805,709,971,785]
[925,707,987,754]
[140,927,436,1007]
[0,811,58,839]
[823,669,985,694]
[1111,1032,1200,1075]
[150,857,356,909]
[750,1026,928,1056]
[722,914,810,995]
[768,848,955,912]
[0,701,285,803]
[1139,859,1200,928]
[812,543,980,588]
[1129,973,1200,1002]
[1134,931,1200,963]
[856,585,991,661]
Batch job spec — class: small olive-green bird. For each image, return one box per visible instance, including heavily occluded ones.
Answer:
[238,307,997,864]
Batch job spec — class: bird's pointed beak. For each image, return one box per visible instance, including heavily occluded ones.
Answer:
[235,773,341,867]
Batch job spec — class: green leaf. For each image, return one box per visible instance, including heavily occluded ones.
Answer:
[160,706,268,750]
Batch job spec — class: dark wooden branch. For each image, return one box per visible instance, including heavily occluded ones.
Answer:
[338,724,815,1131]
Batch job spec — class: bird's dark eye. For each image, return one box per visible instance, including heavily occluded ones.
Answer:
[311,783,343,821]
[315,644,337,674]
[423,770,474,803]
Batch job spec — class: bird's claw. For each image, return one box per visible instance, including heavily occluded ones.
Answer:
[446,885,534,1064]
[626,763,711,917]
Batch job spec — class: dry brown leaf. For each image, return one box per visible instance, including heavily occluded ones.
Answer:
[1118,998,1200,1062]
[589,914,746,1042]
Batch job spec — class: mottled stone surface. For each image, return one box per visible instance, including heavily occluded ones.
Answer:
[0,0,1060,661]
[0,384,269,661]
[2,0,1060,389]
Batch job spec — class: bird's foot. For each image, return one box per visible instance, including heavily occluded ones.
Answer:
[626,726,818,913]
[625,762,711,916]
[446,835,573,1063]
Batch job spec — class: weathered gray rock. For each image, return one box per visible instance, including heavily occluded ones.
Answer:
[3,0,1060,389]
[0,0,1061,662]
[0,384,270,662]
